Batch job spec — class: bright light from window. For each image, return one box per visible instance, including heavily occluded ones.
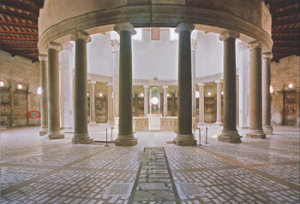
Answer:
[87,93,89,97]
[208,92,212,96]
[170,28,178,40]
[37,87,42,94]
[195,91,199,98]
[17,84,22,89]
[132,28,142,40]
[221,91,224,95]
[270,86,274,93]
[288,83,293,89]
[0,81,4,87]
[140,93,144,97]
[99,93,103,97]
[151,97,159,105]
[167,93,170,97]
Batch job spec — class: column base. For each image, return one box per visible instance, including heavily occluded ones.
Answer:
[263,125,273,135]
[115,133,138,146]
[246,129,266,139]
[173,134,197,146]
[215,122,223,126]
[72,133,94,144]
[88,122,98,126]
[39,128,48,136]
[47,132,65,140]
[218,130,241,143]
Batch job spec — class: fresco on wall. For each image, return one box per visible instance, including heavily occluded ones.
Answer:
[204,98,216,123]
[283,92,297,125]
[14,92,27,126]
[95,98,107,123]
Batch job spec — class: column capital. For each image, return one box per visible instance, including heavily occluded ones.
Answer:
[39,54,48,61]
[198,83,205,87]
[215,79,223,84]
[47,42,63,52]
[175,23,194,33]
[247,41,263,50]
[114,22,136,35]
[219,30,240,41]
[143,85,149,89]
[62,42,74,50]
[110,39,120,53]
[106,83,113,87]
[162,85,168,89]
[262,52,273,59]
[70,31,91,42]
[89,80,96,84]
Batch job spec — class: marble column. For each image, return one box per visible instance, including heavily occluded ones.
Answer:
[174,23,196,146]
[39,54,48,136]
[191,39,197,117]
[218,30,241,143]
[47,42,64,139]
[246,41,266,139]
[134,92,138,117]
[162,85,168,117]
[110,39,120,120]
[262,52,273,134]
[198,83,205,125]
[143,85,149,117]
[71,31,93,144]
[114,22,137,146]
[107,83,113,124]
[89,80,97,126]
[215,79,223,125]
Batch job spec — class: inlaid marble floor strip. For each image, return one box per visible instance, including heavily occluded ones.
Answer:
[128,147,181,204]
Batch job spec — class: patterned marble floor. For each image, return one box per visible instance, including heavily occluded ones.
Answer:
[0,124,299,203]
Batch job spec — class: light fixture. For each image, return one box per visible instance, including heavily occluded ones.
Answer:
[17,84,22,89]
[208,92,212,96]
[0,81,4,87]
[270,86,274,93]
[151,97,159,105]
[87,93,89,97]
[221,91,224,95]
[288,83,293,89]
[99,93,103,97]
[140,93,144,97]
[37,87,42,95]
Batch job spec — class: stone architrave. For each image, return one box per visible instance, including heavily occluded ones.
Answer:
[47,42,64,139]
[89,80,97,126]
[70,31,93,144]
[215,79,223,125]
[107,83,113,124]
[114,22,138,146]
[218,30,241,143]
[173,23,197,146]
[39,54,48,136]
[246,41,266,139]
[143,85,149,116]
[198,83,205,126]
[262,52,273,134]
[162,85,168,117]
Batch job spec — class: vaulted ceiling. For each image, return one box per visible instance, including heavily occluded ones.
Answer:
[0,0,299,63]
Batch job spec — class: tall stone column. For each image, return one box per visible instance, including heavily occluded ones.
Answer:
[262,52,273,134]
[71,31,93,144]
[143,85,149,117]
[174,23,196,146]
[198,83,205,125]
[47,42,64,139]
[162,85,168,117]
[107,83,113,124]
[246,41,266,139]
[218,30,241,143]
[110,39,120,120]
[262,52,273,135]
[215,79,223,125]
[39,54,48,136]
[114,22,137,146]
[89,80,97,126]
[191,40,197,117]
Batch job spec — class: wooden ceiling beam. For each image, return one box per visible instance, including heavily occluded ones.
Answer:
[272,6,300,18]
[0,8,37,21]
[272,18,300,26]
[0,28,38,35]
[0,32,38,37]
[0,36,38,41]
[1,13,38,24]
[268,0,300,12]
[0,20,38,29]
[0,0,39,16]
[272,28,300,34]
[272,34,299,41]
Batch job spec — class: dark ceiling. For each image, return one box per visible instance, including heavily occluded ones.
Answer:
[0,0,299,63]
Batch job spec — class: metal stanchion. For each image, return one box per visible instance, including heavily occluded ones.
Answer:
[198,127,202,146]
[205,126,209,144]
[110,126,113,141]
[105,128,109,147]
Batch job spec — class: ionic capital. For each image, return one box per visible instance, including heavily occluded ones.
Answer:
[198,83,205,87]
[162,85,168,89]
[262,52,273,59]
[70,31,91,42]
[247,41,263,50]
[47,42,63,52]
[114,22,136,35]
[219,30,240,41]
[215,79,223,84]
[175,23,194,33]
[89,80,96,85]
[38,54,48,61]
[143,85,149,89]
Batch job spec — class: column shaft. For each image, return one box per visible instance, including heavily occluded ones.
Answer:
[107,85,113,124]
[39,56,48,135]
[246,41,266,139]
[262,53,273,134]
[215,80,223,125]
[47,43,64,139]
[198,83,205,125]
